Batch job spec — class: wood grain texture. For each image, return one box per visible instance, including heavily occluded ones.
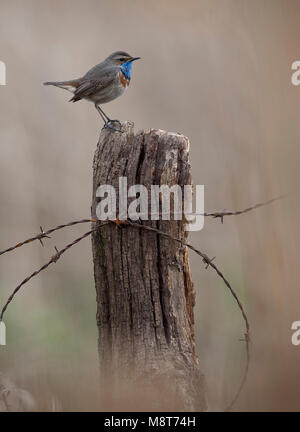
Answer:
[91,122,206,411]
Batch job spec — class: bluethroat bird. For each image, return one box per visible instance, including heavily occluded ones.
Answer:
[44,51,140,132]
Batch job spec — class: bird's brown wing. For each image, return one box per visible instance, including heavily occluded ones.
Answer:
[70,75,115,102]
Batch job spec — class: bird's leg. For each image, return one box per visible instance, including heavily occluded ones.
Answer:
[95,104,106,123]
[98,106,122,126]
[95,104,122,132]
[95,104,119,131]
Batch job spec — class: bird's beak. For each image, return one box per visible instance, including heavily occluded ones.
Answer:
[129,57,141,62]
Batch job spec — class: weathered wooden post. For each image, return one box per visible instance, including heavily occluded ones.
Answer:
[91,122,206,411]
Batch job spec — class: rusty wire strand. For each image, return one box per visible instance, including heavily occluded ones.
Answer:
[0,218,250,411]
[202,194,286,223]
[140,194,286,222]
[0,219,97,257]
[0,224,108,322]
[0,195,284,258]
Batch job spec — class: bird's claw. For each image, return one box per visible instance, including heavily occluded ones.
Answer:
[104,119,122,133]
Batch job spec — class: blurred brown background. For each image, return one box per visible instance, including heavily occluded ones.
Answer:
[0,0,300,411]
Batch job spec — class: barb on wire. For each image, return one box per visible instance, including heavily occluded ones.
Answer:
[38,226,51,247]
[0,219,97,257]
[202,194,286,222]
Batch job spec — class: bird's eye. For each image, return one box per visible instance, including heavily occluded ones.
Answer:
[119,57,125,62]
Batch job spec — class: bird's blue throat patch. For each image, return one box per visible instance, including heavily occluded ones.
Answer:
[121,61,133,80]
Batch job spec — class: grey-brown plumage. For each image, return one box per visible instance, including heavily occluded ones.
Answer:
[44,51,140,131]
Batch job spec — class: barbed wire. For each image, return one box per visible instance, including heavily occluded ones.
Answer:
[122,194,286,223]
[0,219,97,257]
[0,223,109,321]
[202,194,286,223]
[0,194,282,409]
[0,217,250,411]
[0,194,284,258]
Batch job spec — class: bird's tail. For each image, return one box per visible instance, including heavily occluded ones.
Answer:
[43,80,79,92]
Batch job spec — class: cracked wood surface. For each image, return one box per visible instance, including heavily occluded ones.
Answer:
[91,122,206,411]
